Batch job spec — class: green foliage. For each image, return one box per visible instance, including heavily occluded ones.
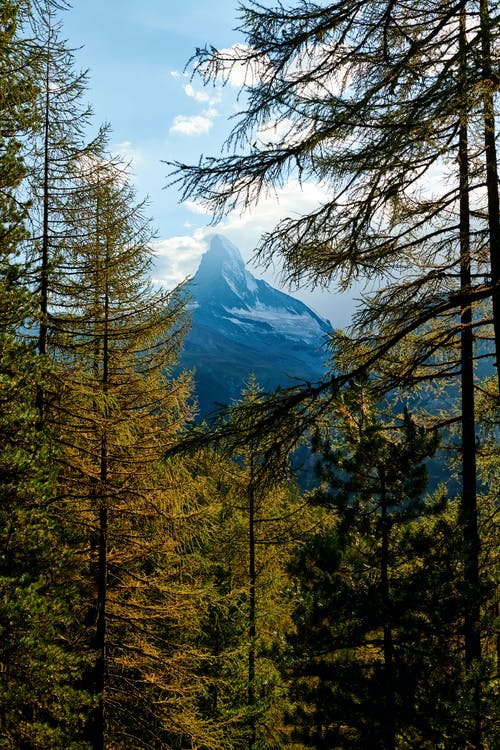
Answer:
[0,2,92,744]
[0,332,92,747]
[169,6,499,746]
[46,157,196,748]
[284,385,468,749]
[0,1,497,747]
[180,379,316,750]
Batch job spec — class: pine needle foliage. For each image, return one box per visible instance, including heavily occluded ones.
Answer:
[0,2,92,745]
[284,382,469,749]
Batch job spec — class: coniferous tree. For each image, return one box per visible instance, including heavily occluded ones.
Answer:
[0,2,91,745]
[170,7,499,744]
[171,1,498,369]
[50,155,198,749]
[26,0,106,423]
[191,380,315,750]
[236,379,323,750]
[284,383,466,749]
[15,6,223,746]
[478,0,500,384]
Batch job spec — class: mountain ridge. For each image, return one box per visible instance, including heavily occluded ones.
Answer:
[178,235,332,416]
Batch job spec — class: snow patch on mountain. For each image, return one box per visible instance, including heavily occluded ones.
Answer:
[187,234,332,350]
[226,304,327,344]
[179,234,333,414]
[222,270,244,298]
[244,271,258,293]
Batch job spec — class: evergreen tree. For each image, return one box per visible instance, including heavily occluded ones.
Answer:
[0,340,92,749]
[284,383,466,749]
[0,2,91,745]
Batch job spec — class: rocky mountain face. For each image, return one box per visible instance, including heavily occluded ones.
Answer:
[178,235,332,416]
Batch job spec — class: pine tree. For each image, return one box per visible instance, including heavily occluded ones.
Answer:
[284,382,466,749]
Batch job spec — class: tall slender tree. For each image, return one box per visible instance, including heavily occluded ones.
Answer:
[26,0,106,423]
[478,0,500,389]
[457,5,484,746]
[189,380,315,750]
[0,2,91,745]
[50,155,196,748]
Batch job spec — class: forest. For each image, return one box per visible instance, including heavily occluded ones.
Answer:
[0,0,498,748]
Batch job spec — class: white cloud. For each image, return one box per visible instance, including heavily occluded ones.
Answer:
[202,44,269,88]
[183,199,211,215]
[184,83,210,101]
[184,83,222,106]
[169,114,213,136]
[202,106,219,118]
[167,80,221,139]
[255,118,310,149]
[211,180,330,263]
[152,232,208,290]
[113,140,143,168]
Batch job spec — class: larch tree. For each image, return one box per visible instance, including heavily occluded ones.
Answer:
[190,378,321,750]
[49,154,198,749]
[25,0,106,423]
[13,4,221,746]
[0,1,92,746]
[169,0,498,405]
[170,1,498,364]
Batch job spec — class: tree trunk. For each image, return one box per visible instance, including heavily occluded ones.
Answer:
[86,206,110,750]
[459,7,482,747]
[380,468,395,750]
[479,0,500,392]
[35,34,51,425]
[248,451,257,750]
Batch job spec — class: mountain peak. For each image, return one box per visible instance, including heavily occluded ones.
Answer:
[179,235,332,415]
[189,233,331,339]
[191,234,256,309]
[196,234,245,280]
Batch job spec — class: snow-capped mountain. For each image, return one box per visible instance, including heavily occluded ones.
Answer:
[179,235,332,416]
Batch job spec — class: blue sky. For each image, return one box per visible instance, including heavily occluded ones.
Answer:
[63,0,357,326]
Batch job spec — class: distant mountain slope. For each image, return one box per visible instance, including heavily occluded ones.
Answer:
[178,235,332,416]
